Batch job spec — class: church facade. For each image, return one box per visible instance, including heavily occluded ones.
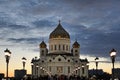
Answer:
[31,21,89,78]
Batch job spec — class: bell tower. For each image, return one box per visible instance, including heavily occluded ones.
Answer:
[72,40,80,58]
[39,41,48,58]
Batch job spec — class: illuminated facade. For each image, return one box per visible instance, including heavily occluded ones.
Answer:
[31,21,89,78]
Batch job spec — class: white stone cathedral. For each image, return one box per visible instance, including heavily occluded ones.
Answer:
[31,21,89,78]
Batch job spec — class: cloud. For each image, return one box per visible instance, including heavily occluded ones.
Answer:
[32,19,55,28]
[0,0,120,61]
[7,37,41,44]
[60,22,120,59]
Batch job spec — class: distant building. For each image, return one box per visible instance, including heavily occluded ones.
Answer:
[31,21,89,78]
[0,73,4,79]
[14,69,27,80]
[89,69,104,76]
[113,68,120,79]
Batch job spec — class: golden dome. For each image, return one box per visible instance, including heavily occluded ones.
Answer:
[72,41,80,48]
[49,22,70,39]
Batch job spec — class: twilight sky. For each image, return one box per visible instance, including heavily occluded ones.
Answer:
[0,0,120,76]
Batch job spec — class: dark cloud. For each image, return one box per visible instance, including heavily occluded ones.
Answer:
[32,19,55,28]
[7,37,41,44]
[0,0,120,61]
[9,24,29,30]
[61,22,120,58]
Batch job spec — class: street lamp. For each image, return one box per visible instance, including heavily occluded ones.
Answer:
[109,48,117,80]
[36,64,39,77]
[95,57,99,76]
[31,63,34,78]
[82,65,85,76]
[22,57,27,69]
[4,48,11,80]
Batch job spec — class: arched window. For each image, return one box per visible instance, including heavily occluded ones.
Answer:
[51,45,53,50]
[63,45,65,50]
[58,58,61,61]
[66,45,68,51]
[55,45,57,50]
[75,53,78,56]
[41,50,44,56]
[68,60,70,62]
[68,66,70,73]
[59,45,61,50]
[75,50,78,52]
[75,60,78,63]
[42,50,44,53]
[49,60,52,62]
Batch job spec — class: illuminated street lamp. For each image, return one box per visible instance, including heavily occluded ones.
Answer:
[22,57,27,69]
[4,48,11,80]
[82,65,85,76]
[109,48,117,80]
[95,57,99,76]
[36,64,39,78]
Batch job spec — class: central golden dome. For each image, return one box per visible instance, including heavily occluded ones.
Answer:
[49,22,70,39]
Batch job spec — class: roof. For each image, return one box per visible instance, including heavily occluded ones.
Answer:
[72,41,80,48]
[39,41,46,48]
[80,58,89,63]
[49,22,70,39]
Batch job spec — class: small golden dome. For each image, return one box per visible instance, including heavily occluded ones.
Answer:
[72,41,80,48]
[40,41,46,48]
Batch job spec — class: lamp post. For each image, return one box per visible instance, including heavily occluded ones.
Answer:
[36,64,39,78]
[95,57,99,77]
[4,48,11,80]
[109,48,116,80]
[82,65,85,77]
[22,57,27,69]
[31,63,34,79]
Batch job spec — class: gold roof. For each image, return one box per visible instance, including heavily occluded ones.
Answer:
[49,22,70,39]
[72,41,80,48]
[40,41,46,48]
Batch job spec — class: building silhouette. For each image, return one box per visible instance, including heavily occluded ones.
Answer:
[0,73,4,80]
[113,68,120,79]
[14,69,26,80]
[31,21,89,78]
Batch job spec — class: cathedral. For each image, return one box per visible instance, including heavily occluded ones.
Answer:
[31,21,89,78]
